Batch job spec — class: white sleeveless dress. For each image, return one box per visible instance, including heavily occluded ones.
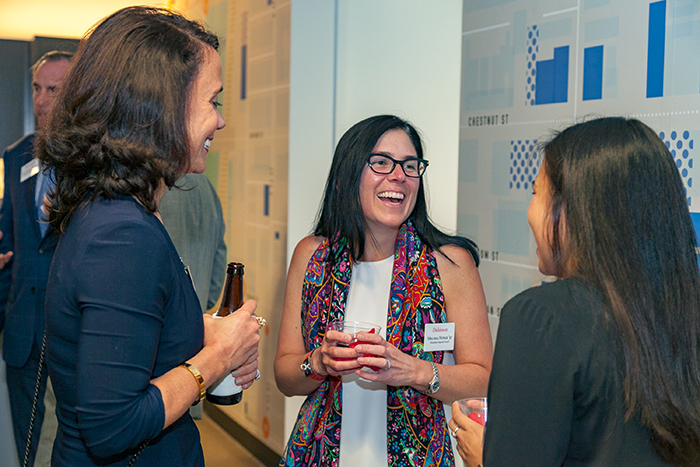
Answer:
[339,256,392,467]
[338,256,458,466]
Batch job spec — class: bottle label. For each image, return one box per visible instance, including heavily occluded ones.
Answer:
[206,313,243,398]
[207,373,243,397]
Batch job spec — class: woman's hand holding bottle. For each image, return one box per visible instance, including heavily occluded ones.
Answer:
[202,300,260,384]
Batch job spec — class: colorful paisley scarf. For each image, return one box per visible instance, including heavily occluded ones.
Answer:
[280,221,454,467]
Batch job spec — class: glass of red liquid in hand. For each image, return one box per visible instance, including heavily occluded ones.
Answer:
[327,320,383,371]
[457,397,488,440]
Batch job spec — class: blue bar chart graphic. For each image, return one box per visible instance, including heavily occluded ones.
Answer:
[583,45,604,101]
[459,0,700,336]
[646,0,666,98]
[535,46,569,105]
[526,23,569,106]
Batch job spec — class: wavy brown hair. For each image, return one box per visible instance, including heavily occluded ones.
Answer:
[543,117,700,466]
[37,6,219,232]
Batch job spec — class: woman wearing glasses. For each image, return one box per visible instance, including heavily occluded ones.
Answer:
[275,115,493,467]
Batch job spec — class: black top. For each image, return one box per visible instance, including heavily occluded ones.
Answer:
[483,279,670,466]
[46,195,204,466]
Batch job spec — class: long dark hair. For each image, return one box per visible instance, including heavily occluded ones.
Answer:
[314,115,478,265]
[37,6,219,232]
[543,117,700,465]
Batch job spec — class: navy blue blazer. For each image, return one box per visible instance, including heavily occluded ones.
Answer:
[0,133,58,368]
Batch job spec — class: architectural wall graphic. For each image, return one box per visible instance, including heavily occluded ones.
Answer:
[647,0,666,98]
[179,0,289,455]
[509,140,540,191]
[661,129,695,206]
[459,0,700,332]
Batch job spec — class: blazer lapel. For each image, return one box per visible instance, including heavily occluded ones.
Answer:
[22,156,42,241]
[39,228,58,251]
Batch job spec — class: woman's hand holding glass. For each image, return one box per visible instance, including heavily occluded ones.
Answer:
[202,299,260,388]
[350,331,432,388]
[313,321,381,377]
[315,330,360,377]
[449,400,485,467]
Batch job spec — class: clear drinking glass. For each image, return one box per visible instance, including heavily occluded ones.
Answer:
[327,320,382,370]
[457,397,488,427]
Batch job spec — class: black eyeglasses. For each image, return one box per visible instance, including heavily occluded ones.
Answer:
[367,153,429,178]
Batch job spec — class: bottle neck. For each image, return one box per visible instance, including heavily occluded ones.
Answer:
[217,267,244,316]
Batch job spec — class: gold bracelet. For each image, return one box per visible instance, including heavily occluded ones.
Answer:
[180,363,206,406]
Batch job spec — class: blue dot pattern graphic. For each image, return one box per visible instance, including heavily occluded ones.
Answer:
[526,26,539,106]
[659,130,694,207]
[510,140,540,190]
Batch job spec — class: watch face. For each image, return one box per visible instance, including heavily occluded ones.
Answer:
[428,363,440,394]
[420,362,440,395]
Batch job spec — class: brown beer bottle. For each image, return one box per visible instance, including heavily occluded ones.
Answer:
[216,262,244,317]
[206,262,245,405]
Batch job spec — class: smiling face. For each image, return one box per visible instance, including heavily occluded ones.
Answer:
[359,129,421,238]
[186,46,226,174]
[33,59,71,130]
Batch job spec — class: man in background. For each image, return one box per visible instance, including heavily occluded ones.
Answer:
[0,50,72,467]
[159,173,227,314]
[159,172,227,419]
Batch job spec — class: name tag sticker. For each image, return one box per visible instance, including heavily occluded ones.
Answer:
[424,322,455,352]
[20,158,40,183]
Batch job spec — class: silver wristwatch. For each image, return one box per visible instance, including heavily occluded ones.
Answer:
[420,361,440,395]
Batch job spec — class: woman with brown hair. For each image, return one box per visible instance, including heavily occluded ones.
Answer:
[38,7,261,466]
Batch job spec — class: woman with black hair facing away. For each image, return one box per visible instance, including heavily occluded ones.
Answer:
[38,7,261,466]
[449,117,700,467]
[275,115,493,467]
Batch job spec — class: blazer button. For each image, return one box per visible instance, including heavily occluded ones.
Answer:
[31,287,36,294]
[39,249,45,254]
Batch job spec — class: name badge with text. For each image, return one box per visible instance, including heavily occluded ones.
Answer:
[424,322,455,352]
[20,158,40,183]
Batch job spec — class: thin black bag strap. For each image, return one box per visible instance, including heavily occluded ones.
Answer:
[23,332,47,467]
[126,441,148,467]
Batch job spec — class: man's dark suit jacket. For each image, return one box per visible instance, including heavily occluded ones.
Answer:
[0,133,58,368]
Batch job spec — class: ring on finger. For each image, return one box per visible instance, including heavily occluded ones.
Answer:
[254,315,266,329]
[254,369,261,381]
[450,425,461,438]
[383,359,392,371]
